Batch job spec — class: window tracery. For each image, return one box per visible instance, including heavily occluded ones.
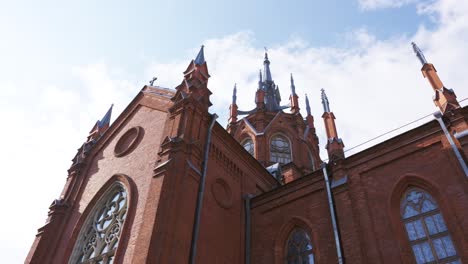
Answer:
[69,183,128,264]
[270,135,291,164]
[285,228,314,264]
[401,188,460,264]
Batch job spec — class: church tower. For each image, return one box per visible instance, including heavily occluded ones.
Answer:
[227,51,322,183]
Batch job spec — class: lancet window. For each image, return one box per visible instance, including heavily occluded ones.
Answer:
[285,228,314,264]
[242,138,254,156]
[401,188,460,264]
[69,183,128,264]
[270,135,292,164]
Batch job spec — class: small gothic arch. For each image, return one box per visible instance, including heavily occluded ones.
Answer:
[269,133,293,164]
[274,217,318,264]
[285,228,315,263]
[389,174,462,264]
[66,175,136,264]
[307,146,316,171]
[240,136,254,156]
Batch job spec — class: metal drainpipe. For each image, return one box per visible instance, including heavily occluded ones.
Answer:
[189,113,218,264]
[433,112,468,177]
[321,163,345,264]
[244,194,253,264]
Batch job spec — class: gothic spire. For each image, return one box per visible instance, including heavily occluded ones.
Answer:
[194,45,206,65]
[411,42,427,65]
[258,69,263,90]
[290,73,296,95]
[98,104,113,130]
[232,83,237,104]
[263,49,273,82]
[305,94,311,116]
[411,42,460,114]
[321,89,331,113]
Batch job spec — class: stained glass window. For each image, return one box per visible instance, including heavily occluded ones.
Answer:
[270,135,292,164]
[242,138,254,156]
[285,229,314,264]
[401,188,460,264]
[69,184,128,264]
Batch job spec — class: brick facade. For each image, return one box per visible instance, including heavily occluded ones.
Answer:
[26,46,468,263]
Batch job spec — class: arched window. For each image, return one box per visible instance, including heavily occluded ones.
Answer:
[401,188,460,264]
[307,147,315,171]
[69,183,128,264]
[285,228,314,264]
[242,138,254,156]
[270,135,291,164]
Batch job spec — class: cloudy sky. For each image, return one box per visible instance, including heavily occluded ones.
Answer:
[1,0,468,262]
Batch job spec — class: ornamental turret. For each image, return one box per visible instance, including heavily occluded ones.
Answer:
[321,89,345,161]
[411,42,460,114]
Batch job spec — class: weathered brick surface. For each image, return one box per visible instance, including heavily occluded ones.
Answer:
[26,67,468,264]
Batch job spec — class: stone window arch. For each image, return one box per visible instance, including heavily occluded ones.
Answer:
[69,182,128,264]
[270,134,292,164]
[285,228,314,264]
[401,187,460,263]
[241,137,254,156]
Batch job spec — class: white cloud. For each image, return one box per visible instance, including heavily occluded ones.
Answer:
[2,0,468,262]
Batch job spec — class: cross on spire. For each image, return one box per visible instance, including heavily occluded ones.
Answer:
[149,77,157,86]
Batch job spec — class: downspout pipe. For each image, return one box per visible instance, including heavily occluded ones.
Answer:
[433,112,468,177]
[321,163,345,264]
[189,113,218,264]
[244,194,253,264]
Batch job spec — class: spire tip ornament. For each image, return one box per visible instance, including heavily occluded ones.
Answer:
[194,45,206,65]
[305,93,311,116]
[411,42,427,66]
[232,83,237,104]
[321,89,331,113]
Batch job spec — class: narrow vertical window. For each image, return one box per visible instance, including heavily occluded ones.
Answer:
[242,138,254,156]
[285,228,314,264]
[307,147,315,171]
[270,135,291,164]
[401,188,460,264]
[69,183,128,264]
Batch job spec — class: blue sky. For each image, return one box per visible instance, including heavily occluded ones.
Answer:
[1,0,432,86]
[2,0,468,262]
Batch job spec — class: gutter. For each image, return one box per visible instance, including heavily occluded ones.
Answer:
[244,194,253,264]
[189,113,218,264]
[433,112,468,177]
[322,163,345,264]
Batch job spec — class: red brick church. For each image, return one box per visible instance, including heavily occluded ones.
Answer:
[26,43,467,264]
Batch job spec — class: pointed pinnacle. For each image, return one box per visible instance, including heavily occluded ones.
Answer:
[321,89,331,113]
[263,51,272,82]
[290,73,296,95]
[305,94,311,116]
[411,42,427,66]
[194,45,205,65]
[232,83,237,104]
[98,104,113,128]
